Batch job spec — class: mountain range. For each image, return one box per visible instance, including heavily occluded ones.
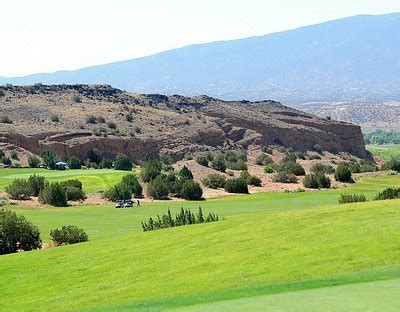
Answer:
[1,13,400,104]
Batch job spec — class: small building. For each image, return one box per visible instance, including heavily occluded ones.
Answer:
[55,161,68,170]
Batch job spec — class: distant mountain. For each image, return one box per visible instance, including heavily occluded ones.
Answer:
[1,13,400,104]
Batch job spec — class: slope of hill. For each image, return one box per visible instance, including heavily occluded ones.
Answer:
[0,84,368,160]
[1,13,400,103]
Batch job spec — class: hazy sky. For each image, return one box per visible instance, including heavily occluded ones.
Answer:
[2,0,400,76]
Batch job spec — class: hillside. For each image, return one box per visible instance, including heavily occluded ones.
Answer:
[0,84,368,160]
[1,13,400,103]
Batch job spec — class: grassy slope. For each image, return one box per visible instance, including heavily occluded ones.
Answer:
[0,168,130,193]
[1,199,399,311]
[8,174,400,241]
[367,144,400,160]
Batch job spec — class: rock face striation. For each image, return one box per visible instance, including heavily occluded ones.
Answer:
[0,84,367,161]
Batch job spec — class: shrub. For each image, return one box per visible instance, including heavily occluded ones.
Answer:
[160,155,175,165]
[97,116,106,123]
[87,148,102,165]
[224,178,249,194]
[10,150,18,160]
[121,174,143,198]
[310,163,335,174]
[99,158,113,169]
[6,179,32,200]
[67,156,81,169]
[295,151,306,160]
[308,154,322,160]
[40,149,57,169]
[261,146,273,154]
[181,180,203,200]
[50,225,88,246]
[179,166,193,180]
[272,171,298,183]
[264,166,274,174]
[141,159,162,182]
[104,182,132,201]
[0,149,4,158]
[28,174,46,196]
[196,156,208,167]
[334,164,353,182]
[125,114,133,122]
[302,172,331,189]
[73,94,82,103]
[1,156,11,165]
[60,179,83,190]
[134,126,142,134]
[226,159,247,171]
[0,209,42,254]
[279,161,305,176]
[282,153,297,162]
[107,121,117,129]
[382,157,400,172]
[147,175,169,199]
[211,158,226,172]
[51,115,59,122]
[347,161,361,173]
[247,175,262,186]
[38,182,68,207]
[374,187,400,200]
[202,173,226,189]
[359,160,377,173]
[64,186,86,201]
[114,154,132,171]
[256,154,273,165]
[86,115,97,124]
[0,89,4,97]
[313,145,323,154]
[0,115,13,124]
[338,194,367,204]
[28,155,41,168]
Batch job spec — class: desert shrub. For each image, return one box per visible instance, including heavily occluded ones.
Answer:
[359,160,377,173]
[2,156,11,165]
[239,171,261,186]
[224,178,249,194]
[38,182,68,207]
[97,116,106,123]
[313,144,323,154]
[64,186,86,201]
[87,148,102,165]
[272,171,298,183]
[302,172,331,189]
[28,174,46,196]
[147,175,169,199]
[50,225,88,246]
[40,149,58,169]
[84,159,98,169]
[0,89,4,97]
[261,146,273,154]
[86,115,97,124]
[334,164,353,182]
[0,115,13,124]
[310,163,335,174]
[121,174,143,198]
[0,209,42,254]
[381,157,400,172]
[51,115,59,122]
[5,179,32,200]
[107,121,117,129]
[125,114,133,122]
[160,155,175,165]
[264,165,274,174]
[196,156,208,167]
[308,154,322,160]
[211,158,226,172]
[114,154,132,171]
[338,194,367,204]
[141,207,218,231]
[279,161,305,176]
[104,182,132,201]
[10,150,18,160]
[374,187,400,200]
[28,155,41,168]
[256,154,273,165]
[282,153,297,162]
[141,159,162,182]
[134,126,142,134]
[73,94,82,103]
[202,173,226,189]
[226,159,247,171]
[0,149,4,158]
[295,151,306,160]
[181,180,203,200]
[67,156,81,169]
[347,161,361,173]
[179,166,193,180]
[205,151,214,162]
[99,158,113,169]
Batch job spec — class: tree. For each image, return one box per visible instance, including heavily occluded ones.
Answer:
[279,161,305,176]
[179,166,193,180]
[5,179,32,200]
[40,149,57,169]
[224,178,249,194]
[87,148,102,164]
[114,154,132,171]
[196,156,208,167]
[303,172,331,189]
[99,158,113,169]
[202,173,226,189]
[64,186,86,201]
[181,180,203,200]
[121,174,143,198]
[0,209,42,254]
[147,175,169,199]
[28,155,41,168]
[272,171,298,183]
[334,164,353,182]
[67,156,82,169]
[140,159,162,182]
[104,182,132,201]
[256,154,273,165]
[38,182,68,207]
[28,174,46,196]
[211,158,226,172]
[50,225,88,245]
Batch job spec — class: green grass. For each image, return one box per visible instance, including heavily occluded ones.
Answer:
[0,168,130,193]
[1,199,399,311]
[367,144,400,160]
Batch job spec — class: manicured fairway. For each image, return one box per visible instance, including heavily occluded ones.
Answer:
[367,144,400,160]
[0,168,130,193]
[0,199,399,311]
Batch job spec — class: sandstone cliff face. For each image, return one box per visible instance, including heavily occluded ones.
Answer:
[0,85,367,160]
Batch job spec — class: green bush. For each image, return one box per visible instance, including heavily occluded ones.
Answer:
[10,150,18,160]
[5,179,32,200]
[334,164,353,182]
[196,156,208,167]
[51,115,59,122]
[125,114,133,122]
[374,187,400,200]
[1,156,11,166]
[0,209,42,254]
[310,163,335,174]
[99,158,113,169]
[64,186,86,201]
[255,154,273,165]
[338,194,367,204]
[302,172,331,189]
[261,146,273,154]
[87,148,102,164]
[313,145,323,154]
[141,159,162,182]
[86,115,97,124]
[67,156,81,169]
[264,166,274,174]
[73,94,82,103]
[202,173,226,189]
[359,160,377,173]
[224,178,249,194]
[60,179,83,190]
[121,174,143,198]
[97,116,106,123]
[28,155,41,168]
[282,153,297,162]
[0,115,13,124]
[239,171,262,186]
[181,180,203,200]
[382,157,400,172]
[0,89,4,97]
[107,121,117,129]
[114,154,132,171]
[226,159,247,171]
[272,171,298,183]
[179,166,193,180]
[50,225,88,245]
[278,161,305,176]
[28,174,46,196]
[308,154,322,160]
[147,175,169,199]
[38,182,68,207]
[104,182,132,201]
[0,149,4,158]
[40,149,58,170]
[211,158,226,172]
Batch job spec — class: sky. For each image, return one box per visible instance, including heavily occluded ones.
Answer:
[1,0,400,77]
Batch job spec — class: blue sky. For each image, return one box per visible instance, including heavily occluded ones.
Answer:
[2,0,400,76]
